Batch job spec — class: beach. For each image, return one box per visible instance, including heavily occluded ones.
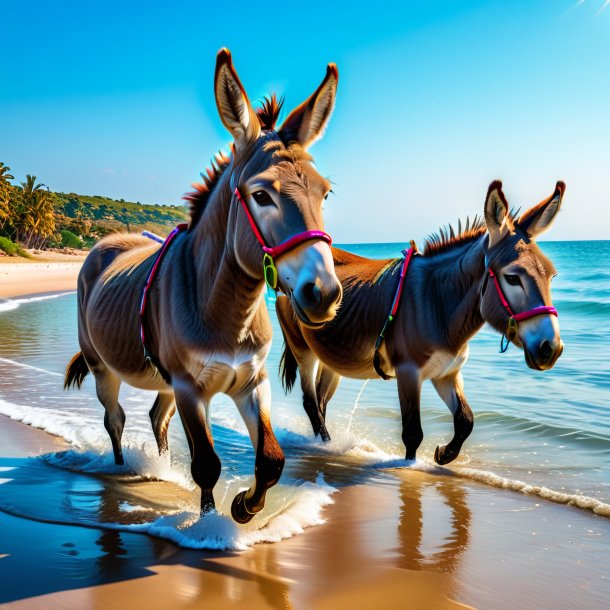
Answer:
[0,251,85,298]
[0,254,609,609]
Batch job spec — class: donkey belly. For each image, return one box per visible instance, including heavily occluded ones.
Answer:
[303,328,375,380]
[79,243,169,392]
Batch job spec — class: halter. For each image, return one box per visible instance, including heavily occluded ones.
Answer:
[234,187,332,291]
[486,267,558,353]
[373,246,416,379]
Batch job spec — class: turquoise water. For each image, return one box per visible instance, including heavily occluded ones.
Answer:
[0,240,608,548]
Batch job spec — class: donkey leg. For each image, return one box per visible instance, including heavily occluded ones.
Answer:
[231,375,285,524]
[396,365,423,461]
[93,370,126,465]
[297,354,330,440]
[149,391,176,455]
[174,380,221,514]
[315,365,341,440]
[432,373,474,465]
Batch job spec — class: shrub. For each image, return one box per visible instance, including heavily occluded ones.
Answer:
[60,230,85,249]
[0,236,29,257]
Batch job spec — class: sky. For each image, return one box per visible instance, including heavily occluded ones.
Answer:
[1,0,609,243]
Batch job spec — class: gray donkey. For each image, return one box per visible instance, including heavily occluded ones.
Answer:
[278,180,565,464]
[65,49,342,523]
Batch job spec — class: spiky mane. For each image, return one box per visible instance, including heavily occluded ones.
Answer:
[423,216,487,257]
[183,152,231,228]
[257,94,284,131]
[423,209,519,257]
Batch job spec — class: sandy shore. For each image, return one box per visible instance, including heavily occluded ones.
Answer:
[0,265,609,609]
[0,252,85,298]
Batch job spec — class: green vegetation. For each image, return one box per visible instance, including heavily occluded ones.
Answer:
[0,236,29,257]
[0,160,188,255]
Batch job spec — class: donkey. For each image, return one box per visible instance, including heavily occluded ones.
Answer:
[277,180,565,464]
[65,49,342,523]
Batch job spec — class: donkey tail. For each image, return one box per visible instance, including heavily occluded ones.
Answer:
[64,351,89,390]
[279,341,298,394]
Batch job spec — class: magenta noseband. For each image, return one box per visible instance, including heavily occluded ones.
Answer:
[488,268,558,353]
[234,187,332,290]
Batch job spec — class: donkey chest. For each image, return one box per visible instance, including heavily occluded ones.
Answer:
[189,345,269,396]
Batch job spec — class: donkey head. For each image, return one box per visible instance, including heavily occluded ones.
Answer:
[480,180,565,370]
[214,49,342,327]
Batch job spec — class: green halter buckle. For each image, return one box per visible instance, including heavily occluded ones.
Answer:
[263,253,278,290]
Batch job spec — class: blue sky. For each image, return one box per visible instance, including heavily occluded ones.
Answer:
[1,0,609,242]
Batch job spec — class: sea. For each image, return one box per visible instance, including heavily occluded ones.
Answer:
[0,240,608,551]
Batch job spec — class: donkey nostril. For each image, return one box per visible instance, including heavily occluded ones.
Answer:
[302,282,322,308]
[539,340,554,363]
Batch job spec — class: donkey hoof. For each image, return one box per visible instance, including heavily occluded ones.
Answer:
[231,491,255,524]
[434,445,458,465]
[319,425,331,442]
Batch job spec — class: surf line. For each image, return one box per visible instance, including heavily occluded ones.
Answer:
[0,357,63,378]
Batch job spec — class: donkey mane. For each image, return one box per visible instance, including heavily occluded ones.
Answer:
[423,209,519,257]
[183,152,232,228]
[422,216,487,257]
[257,94,284,131]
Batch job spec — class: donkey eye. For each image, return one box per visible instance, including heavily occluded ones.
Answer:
[504,274,522,287]
[252,190,274,206]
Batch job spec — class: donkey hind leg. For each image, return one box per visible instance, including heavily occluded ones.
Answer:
[396,365,423,461]
[149,392,176,455]
[231,377,285,524]
[94,370,126,465]
[315,365,340,441]
[174,381,221,514]
[432,372,474,465]
[297,353,330,440]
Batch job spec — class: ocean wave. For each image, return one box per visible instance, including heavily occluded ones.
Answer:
[0,291,75,313]
[0,357,63,378]
[474,410,610,449]
[552,299,610,317]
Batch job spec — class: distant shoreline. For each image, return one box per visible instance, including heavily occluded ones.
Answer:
[0,252,83,298]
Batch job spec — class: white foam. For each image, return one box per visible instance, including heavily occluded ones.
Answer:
[113,475,337,551]
[43,446,194,490]
[0,291,75,313]
[453,465,610,517]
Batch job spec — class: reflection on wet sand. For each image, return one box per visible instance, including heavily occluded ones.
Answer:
[395,471,471,574]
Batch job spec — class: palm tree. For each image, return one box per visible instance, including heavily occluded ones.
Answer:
[0,162,14,231]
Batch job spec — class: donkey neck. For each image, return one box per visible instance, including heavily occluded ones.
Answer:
[189,170,269,345]
[424,235,487,349]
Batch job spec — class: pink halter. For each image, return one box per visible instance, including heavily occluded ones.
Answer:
[487,268,558,352]
[234,187,332,289]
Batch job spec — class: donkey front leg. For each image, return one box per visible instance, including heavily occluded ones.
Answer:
[231,374,285,524]
[432,372,474,465]
[396,365,423,461]
[173,379,221,514]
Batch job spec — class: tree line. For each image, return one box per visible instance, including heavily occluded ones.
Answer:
[0,161,187,254]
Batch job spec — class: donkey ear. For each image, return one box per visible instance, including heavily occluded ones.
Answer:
[214,48,260,151]
[279,63,338,149]
[484,180,512,247]
[517,181,565,238]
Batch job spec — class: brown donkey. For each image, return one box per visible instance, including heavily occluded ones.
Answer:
[65,49,342,523]
[278,181,565,464]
